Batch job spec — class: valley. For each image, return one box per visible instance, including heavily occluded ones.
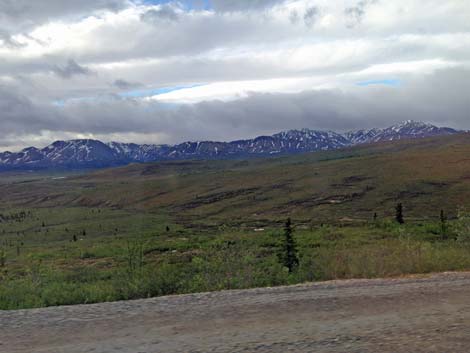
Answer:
[1,133,470,309]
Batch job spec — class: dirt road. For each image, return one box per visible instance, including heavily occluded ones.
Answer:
[2,272,470,353]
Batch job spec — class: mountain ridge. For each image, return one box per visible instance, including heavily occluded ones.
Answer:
[0,120,462,170]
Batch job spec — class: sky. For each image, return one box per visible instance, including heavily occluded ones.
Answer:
[0,0,469,151]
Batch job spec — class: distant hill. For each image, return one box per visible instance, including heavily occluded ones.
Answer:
[0,120,461,171]
[2,133,469,223]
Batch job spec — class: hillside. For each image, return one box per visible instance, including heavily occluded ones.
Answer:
[2,133,470,310]
[2,133,470,224]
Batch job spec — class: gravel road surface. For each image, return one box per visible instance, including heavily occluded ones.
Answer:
[2,272,470,353]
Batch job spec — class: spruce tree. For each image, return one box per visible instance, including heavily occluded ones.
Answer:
[0,248,5,267]
[440,209,448,239]
[395,203,404,224]
[281,218,299,273]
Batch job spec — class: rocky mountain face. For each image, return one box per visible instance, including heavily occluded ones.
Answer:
[0,121,461,170]
[345,120,458,144]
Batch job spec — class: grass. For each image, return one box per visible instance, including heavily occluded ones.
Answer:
[0,134,470,309]
[2,134,469,227]
[1,208,470,309]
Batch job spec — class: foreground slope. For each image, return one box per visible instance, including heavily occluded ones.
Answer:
[1,134,470,310]
[2,272,470,353]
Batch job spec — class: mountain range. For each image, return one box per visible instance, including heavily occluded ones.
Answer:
[0,120,462,171]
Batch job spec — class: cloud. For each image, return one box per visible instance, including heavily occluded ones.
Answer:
[0,28,25,48]
[140,5,179,23]
[0,0,470,150]
[52,59,95,79]
[113,79,143,89]
[303,6,320,27]
[209,0,285,11]
[1,67,470,152]
[0,0,127,34]
[344,0,377,28]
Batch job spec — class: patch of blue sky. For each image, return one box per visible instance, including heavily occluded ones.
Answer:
[119,84,204,98]
[52,84,203,107]
[356,79,401,87]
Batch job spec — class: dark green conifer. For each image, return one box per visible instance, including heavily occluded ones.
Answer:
[440,209,448,239]
[281,218,299,273]
[395,203,404,224]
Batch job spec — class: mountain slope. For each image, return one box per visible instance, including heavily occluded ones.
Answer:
[0,120,461,170]
[2,133,470,223]
[346,120,458,143]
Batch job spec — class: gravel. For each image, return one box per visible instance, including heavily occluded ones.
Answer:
[2,272,470,352]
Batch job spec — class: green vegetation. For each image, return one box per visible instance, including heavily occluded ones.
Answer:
[0,134,470,309]
[396,203,405,224]
[1,207,470,310]
[281,218,299,273]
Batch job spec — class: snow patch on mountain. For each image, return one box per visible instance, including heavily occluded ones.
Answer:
[0,121,461,170]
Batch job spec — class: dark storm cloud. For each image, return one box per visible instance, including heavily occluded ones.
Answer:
[78,67,470,135]
[52,60,95,79]
[1,67,469,150]
[0,0,469,150]
[0,86,60,137]
[172,68,470,139]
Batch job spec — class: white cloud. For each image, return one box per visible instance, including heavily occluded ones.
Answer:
[0,0,470,149]
[148,76,335,103]
[351,59,461,76]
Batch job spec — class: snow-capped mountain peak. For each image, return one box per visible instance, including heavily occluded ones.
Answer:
[0,121,462,170]
[346,120,458,144]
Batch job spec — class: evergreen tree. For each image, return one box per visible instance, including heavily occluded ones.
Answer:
[0,248,5,267]
[440,209,448,239]
[395,203,404,224]
[281,218,299,273]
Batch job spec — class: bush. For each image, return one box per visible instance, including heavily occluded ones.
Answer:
[454,209,470,242]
